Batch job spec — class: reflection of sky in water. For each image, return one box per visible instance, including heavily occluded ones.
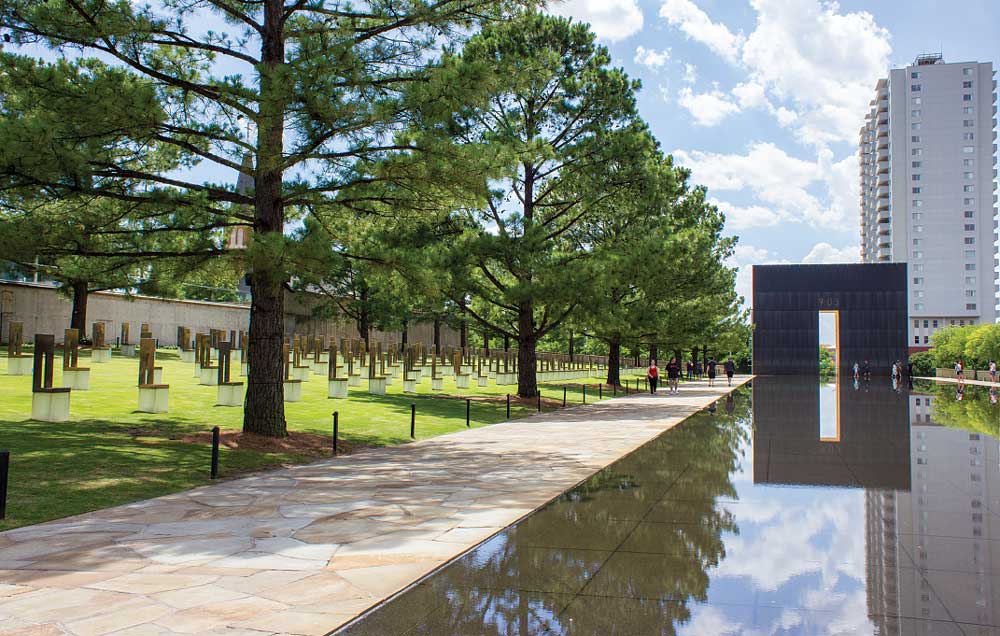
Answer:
[819,381,839,441]
[686,428,871,635]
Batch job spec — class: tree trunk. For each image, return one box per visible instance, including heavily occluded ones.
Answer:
[606,338,621,386]
[460,319,467,349]
[504,334,510,351]
[432,317,440,354]
[401,319,408,348]
[483,331,489,356]
[358,308,370,348]
[569,331,574,363]
[516,304,537,398]
[69,280,89,338]
[243,0,287,438]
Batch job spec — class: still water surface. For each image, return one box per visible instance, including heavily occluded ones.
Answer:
[336,377,1000,635]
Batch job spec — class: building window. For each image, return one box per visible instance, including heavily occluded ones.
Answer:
[963,171,975,179]
[964,67,974,76]
[966,290,977,297]
[963,132,975,140]
[963,146,975,153]
[963,158,974,167]
[965,250,976,258]
[912,148,922,156]
[912,84,922,92]
[912,200,923,207]
[964,210,975,218]
[966,276,977,285]
[912,135,921,143]
[912,187,921,194]
[911,71,920,79]
[924,335,929,344]
[932,319,939,327]
[963,80,973,88]
[963,93,973,101]
[964,185,975,192]
[913,277,924,284]
[966,263,976,271]
[965,237,976,244]
[915,303,925,311]
[911,109,921,117]
[965,224,975,231]
[964,119,975,127]
[914,264,924,272]
[967,303,977,310]
[913,212,924,220]
[912,161,922,168]
[915,290,925,298]
[914,320,920,328]
[913,251,924,259]
[914,225,924,232]
[913,238,923,246]
[914,335,920,344]
[964,198,975,205]
[911,122,921,131]
[912,174,921,181]
[912,97,922,105]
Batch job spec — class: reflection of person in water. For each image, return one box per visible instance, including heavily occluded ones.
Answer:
[853,377,860,391]
[725,393,734,416]
[990,388,997,404]
[956,385,965,401]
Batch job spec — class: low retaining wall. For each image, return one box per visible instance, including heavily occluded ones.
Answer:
[0,281,460,348]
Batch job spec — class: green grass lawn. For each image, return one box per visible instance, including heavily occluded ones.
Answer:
[0,348,645,530]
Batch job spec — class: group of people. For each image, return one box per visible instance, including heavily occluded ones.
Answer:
[645,357,737,394]
[952,358,997,386]
[851,359,914,381]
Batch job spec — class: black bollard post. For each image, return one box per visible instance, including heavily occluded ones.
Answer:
[466,398,471,428]
[506,394,511,419]
[599,384,603,400]
[563,386,567,407]
[537,391,541,412]
[583,385,586,404]
[210,426,220,479]
[333,412,340,454]
[410,404,416,439]
[0,450,8,520]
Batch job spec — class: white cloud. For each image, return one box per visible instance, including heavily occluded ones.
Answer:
[682,63,697,84]
[712,200,784,231]
[803,242,860,264]
[657,0,891,146]
[676,86,741,126]
[673,142,857,230]
[659,0,744,63]
[740,0,892,146]
[633,45,670,69]
[547,0,644,42]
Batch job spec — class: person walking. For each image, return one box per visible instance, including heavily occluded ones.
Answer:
[685,360,693,380]
[647,360,659,394]
[990,359,996,383]
[666,357,681,394]
[707,359,718,387]
[853,361,860,381]
[724,357,736,386]
[956,359,965,386]
[862,359,871,380]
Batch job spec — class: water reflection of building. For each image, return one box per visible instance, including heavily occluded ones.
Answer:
[752,378,1000,630]
[896,395,998,630]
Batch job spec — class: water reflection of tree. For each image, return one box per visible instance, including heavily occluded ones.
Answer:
[413,393,752,635]
[921,383,1000,437]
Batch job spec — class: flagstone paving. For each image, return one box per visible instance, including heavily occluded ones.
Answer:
[0,377,749,636]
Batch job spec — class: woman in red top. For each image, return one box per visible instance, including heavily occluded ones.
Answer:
[647,361,659,394]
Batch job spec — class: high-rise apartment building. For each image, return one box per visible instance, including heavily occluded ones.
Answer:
[860,54,999,351]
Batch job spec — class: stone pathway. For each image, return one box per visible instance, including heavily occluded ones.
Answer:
[0,378,750,636]
[916,375,1000,388]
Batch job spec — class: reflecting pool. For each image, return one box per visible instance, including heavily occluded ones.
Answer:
[335,377,1000,635]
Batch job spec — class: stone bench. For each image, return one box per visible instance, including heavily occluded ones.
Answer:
[138,384,169,413]
[63,367,91,390]
[32,387,71,422]
[217,381,244,407]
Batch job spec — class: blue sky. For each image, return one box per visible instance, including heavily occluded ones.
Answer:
[548,0,1000,303]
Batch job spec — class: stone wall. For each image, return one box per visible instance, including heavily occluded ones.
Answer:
[0,281,460,347]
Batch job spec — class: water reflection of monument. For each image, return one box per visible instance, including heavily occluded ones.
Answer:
[752,377,1000,631]
[752,377,911,489]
